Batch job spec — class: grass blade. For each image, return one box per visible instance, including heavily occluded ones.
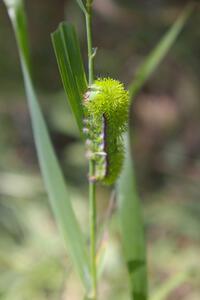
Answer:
[52,23,87,135]
[76,0,87,15]
[3,0,91,291]
[118,5,193,300]
[129,4,194,99]
[117,134,148,300]
[151,272,190,300]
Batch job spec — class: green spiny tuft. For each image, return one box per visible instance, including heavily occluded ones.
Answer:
[83,78,129,185]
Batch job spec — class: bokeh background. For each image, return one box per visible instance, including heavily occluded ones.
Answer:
[0,0,199,299]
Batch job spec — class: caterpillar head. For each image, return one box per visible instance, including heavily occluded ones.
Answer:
[83,78,129,185]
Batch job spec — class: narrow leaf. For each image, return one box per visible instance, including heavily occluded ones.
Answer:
[129,4,193,99]
[76,0,87,15]
[3,0,91,291]
[151,272,190,300]
[52,23,87,135]
[118,5,193,300]
[117,134,148,300]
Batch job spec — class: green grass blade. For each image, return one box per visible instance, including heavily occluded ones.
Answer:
[3,0,91,291]
[76,0,87,15]
[118,5,193,300]
[151,272,190,300]
[129,4,194,99]
[52,23,87,135]
[117,134,148,300]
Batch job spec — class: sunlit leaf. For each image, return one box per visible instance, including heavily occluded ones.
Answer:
[3,0,91,292]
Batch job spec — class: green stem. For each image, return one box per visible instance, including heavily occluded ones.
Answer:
[86,4,94,85]
[85,1,97,298]
[89,160,97,299]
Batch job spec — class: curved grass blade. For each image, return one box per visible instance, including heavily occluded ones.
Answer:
[151,271,191,300]
[3,0,91,292]
[52,23,87,135]
[118,5,194,300]
[129,4,194,99]
[117,134,148,300]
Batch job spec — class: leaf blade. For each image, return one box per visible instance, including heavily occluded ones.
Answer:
[151,272,190,300]
[118,5,193,300]
[117,134,148,300]
[76,0,87,15]
[52,22,87,135]
[129,4,193,99]
[3,0,91,292]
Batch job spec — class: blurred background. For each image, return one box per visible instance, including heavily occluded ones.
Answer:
[0,0,199,299]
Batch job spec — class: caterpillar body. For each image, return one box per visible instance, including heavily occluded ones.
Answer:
[83,78,129,185]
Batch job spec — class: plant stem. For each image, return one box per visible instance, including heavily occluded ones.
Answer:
[89,160,97,299]
[86,3,94,85]
[85,1,97,298]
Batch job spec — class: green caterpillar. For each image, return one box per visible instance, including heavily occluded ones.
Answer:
[83,78,129,185]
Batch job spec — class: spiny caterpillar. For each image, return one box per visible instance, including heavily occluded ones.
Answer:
[83,78,129,185]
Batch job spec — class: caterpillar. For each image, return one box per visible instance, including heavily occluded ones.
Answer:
[83,78,129,185]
